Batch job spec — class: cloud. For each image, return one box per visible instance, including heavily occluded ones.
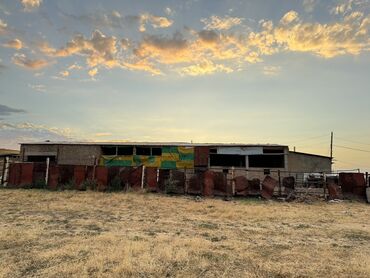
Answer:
[20,0,42,12]
[88,67,98,77]
[263,65,281,76]
[201,15,244,30]
[43,30,119,69]
[2,38,23,50]
[164,7,174,16]
[61,11,172,32]
[30,9,370,77]
[12,53,50,69]
[139,13,173,32]
[280,10,299,25]
[59,70,69,77]
[0,104,25,116]
[122,60,162,76]
[68,63,83,70]
[179,60,233,76]
[273,10,370,57]
[95,132,112,137]
[0,18,8,34]
[0,121,73,149]
[28,84,46,92]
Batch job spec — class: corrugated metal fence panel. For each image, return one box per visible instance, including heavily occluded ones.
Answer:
[74,165,86,189]
[129,167,142,188]
[339,173,366,198]
[48,165,59,190]
[194,147,209,167]
[234,176,248,196]
[145,167,158,191]
[8,163,21,187]
[21,163,34,186]
[95,166,108,191]
[261,176,278,199]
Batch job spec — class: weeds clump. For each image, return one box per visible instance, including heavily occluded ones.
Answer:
[81,179,98,191]
[109,176,123,192]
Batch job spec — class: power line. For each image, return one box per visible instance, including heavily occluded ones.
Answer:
[334,144,370,153]
[335,136,370,146]
[284,134,328,145]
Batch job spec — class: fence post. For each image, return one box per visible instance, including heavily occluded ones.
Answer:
[278,170,282,196]
[184,167,188,194]
[231,166,235,196]
[366,172,369,187]
[141,165,145,189]
[1,156,6,185]
[45,157,50,186]
[3,157,9,187]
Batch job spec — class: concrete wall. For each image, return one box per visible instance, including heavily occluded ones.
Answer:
[288,152,331,173]
[57,145,101,165]
[22,144,101,166]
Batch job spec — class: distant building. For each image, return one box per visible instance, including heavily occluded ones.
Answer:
[19,142,332,180]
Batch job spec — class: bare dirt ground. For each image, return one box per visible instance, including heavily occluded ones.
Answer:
[0,189,369,278]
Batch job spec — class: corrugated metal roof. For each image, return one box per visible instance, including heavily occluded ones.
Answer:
[289,151,331,159]
[20,141,288,148]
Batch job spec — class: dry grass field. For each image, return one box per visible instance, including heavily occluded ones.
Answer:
[0,189,369,278]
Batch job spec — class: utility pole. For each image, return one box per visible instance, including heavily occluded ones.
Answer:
[330,131,333,168]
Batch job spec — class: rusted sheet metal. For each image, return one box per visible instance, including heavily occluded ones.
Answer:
[248,178,261,195]
[188,173,203,194]
[31,163,45,187]
[129,166,142,189]
[339,173,366,198]
[145,167,158,192]
[119,167,131,189]
[213,172,228,196]
[203,170,214,197]
[74,165,86,190]
[48,165,59,190]
[261,176,278,199]
[8,163,21,187]
[171,170,185,194]
[283,177,295,189]
[327,182,341,200]
[59,165,75,185]
[234,176,248,196]
[95,166,108,191]
[194,147,209,167]
[19,163,34,187]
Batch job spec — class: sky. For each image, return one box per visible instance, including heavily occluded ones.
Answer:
[0,0,370,172]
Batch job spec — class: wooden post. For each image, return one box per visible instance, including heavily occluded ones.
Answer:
[1,156,6,185]
[231,166,235,196]
[278,170,282,196]
[92,156,96,180]
[184,167,188,194]
[3,157,9,187]
[141,165,145,189]
[45,157,50,186]
[366,172,369,187]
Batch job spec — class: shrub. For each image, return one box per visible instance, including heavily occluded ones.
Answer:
[81,179,98,191]
[32,179,46,189]
[109,176,123,192]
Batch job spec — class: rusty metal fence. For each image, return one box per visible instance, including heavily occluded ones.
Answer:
[2,162,368,200]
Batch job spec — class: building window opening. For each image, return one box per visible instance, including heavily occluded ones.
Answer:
[27,155,56,162]
[151,147,162,156]
[263,148,284,154]
[117,146,133,155]
[249,155,285,168]
[210,154,246,167]
[101,146,117,155]
[136,147,151,156]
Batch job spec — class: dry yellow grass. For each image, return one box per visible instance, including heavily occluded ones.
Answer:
[0,189,369,277]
